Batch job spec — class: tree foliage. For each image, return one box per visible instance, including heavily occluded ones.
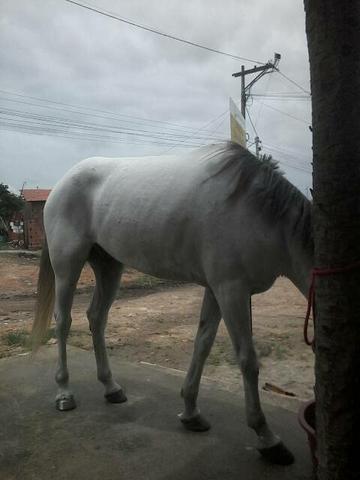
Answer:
[0,183,24,223]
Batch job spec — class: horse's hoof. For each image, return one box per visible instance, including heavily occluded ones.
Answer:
[180,414,211,432]
[258,441,295,465]
[56,395,76,411]
[105,389,127,404]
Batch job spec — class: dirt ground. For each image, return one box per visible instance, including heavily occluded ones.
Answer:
[0,251,315,401]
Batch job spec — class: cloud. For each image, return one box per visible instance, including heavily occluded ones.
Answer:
[0,0,312,194]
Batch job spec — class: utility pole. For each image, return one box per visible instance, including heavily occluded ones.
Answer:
[232,53,281,152]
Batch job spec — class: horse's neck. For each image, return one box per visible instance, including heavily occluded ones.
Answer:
[283,209,313,298]
[287,248,312,297]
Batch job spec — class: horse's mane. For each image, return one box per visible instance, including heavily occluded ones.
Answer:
[203,142,313,250]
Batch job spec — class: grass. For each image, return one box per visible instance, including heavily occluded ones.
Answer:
[254,339,273,359]
[3,329,29,347]
[2,327,56,348]
[208,338,276,367]
[127,274,181,289]
[273,344,288,360]
[208,340,237,367]
[132,274,166,288]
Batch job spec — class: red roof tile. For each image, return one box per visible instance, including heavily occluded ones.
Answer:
[22,189,51,202]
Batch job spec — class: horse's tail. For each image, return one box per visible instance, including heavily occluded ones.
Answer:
[31,237,55,351]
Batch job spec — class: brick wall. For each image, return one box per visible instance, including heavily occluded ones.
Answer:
[25,201,46,250]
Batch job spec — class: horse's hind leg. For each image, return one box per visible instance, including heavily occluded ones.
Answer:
[87,247,126,403]
[179,287,221,431]
[214,280,294,465]
[52,245,90,411]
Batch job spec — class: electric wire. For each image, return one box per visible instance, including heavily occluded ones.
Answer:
[0,89,231,148]
[0,101,230,149]
[262,144,311,173]
[204,114,228,138]
[251,93,310,101]
[0,106,226,143]
[198,114,229,147]
[161,109,229,153]
[0,120,220,147]
[275,158,311,175]
[245,106,259,139]
[254,102,310,125]
[0,89,220,135]
[277,70,311,95]
[64,0,264,65]
[263,142,310,162]
[244,104,311,174]
[0,120,206,148]
[254,71,272,127]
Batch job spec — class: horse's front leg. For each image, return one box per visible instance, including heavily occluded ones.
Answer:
[179,287,221,431]
[214,280,295,465]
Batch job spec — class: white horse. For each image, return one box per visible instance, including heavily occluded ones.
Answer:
[32,142,313,465]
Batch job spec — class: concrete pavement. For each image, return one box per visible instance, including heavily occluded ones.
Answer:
[0,346,313,480]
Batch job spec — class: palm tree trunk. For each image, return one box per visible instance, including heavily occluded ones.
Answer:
[304,1,360,478]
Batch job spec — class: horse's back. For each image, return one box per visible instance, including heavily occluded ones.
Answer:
[45,147,215,229]
[43,144,287,287]
[44,147,228,282]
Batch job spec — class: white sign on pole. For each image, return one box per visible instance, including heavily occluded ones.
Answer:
[229,97,246,147]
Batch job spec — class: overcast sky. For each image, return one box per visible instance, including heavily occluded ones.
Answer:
[0,0,312,194]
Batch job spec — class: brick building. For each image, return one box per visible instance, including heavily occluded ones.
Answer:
[22,189,51,250]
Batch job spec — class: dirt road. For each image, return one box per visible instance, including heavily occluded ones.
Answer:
[0,252,314,400]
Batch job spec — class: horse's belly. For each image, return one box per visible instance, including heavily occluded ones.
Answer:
[95,211,205,284]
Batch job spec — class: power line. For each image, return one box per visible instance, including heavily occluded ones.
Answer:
[0,107,227,147]
[255,102,310,125]
[251,93,310,101]
[263,140,310,160]
[0,120,205,148]
[252,92,310,97]
[161,109,229,153]
[277,159,311,175]
[0,89,217,135]
[264,142,310,163]
[244,110,312,171]
[262,143,311,173]
[254,70,272,127]
[0,126,199,148]
[245,106,259,138]
[65,0,264,65]
[277,70,311,95]
[0,105,226,142]
[0,98,231,149]
[0,91,232,152]
[202,114,228,139]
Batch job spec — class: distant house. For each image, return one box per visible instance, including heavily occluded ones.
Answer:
[22,189,51,250]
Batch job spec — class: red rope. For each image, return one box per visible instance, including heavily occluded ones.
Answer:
[304,261,360,347]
